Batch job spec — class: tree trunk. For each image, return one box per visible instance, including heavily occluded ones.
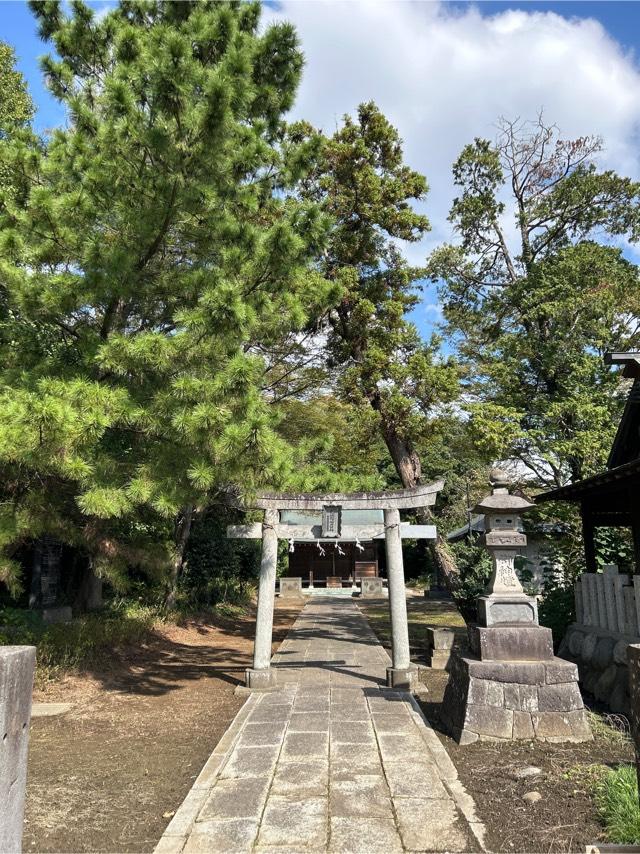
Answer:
[165,505,194,609]
[379,419,459,590]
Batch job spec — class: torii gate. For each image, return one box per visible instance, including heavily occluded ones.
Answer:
[228,481,444,691]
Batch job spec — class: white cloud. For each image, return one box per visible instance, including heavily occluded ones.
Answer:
[265,1,640,266]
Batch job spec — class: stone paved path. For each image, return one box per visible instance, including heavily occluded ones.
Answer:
[155,598,485,854]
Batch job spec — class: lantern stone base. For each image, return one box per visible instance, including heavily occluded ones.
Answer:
[386,665,419,691]
[469,624,554,661]
[477,593,538,627]
[245,667,277,690]
[442,654,592,744]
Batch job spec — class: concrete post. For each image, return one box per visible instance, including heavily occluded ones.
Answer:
[246,508,279,689]
[1,646,36,854]
[384,507,416,690]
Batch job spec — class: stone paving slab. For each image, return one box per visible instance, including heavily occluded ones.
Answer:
[155,597,486,853]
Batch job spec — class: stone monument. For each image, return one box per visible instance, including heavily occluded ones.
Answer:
[442,470,591,743]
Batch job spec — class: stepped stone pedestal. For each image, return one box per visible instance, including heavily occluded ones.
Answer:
[442,470,591,744]
[426,627,456,670]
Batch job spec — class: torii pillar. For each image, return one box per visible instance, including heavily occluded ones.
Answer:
[245,509,279,689]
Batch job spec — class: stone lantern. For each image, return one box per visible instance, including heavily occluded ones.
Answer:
[475,468,537,628]
[441,469,592,744]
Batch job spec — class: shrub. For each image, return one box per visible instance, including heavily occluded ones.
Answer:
[595,764,640,844]
[0,599,162,683]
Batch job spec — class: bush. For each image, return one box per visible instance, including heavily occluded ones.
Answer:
[179,508,260,608]
[449,537,492,623]
[538,584,575,648]
[0,599,162,682]
[595,764,640,844]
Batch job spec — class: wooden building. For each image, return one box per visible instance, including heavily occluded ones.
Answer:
[536,352,640,571]
[281,509,385,586]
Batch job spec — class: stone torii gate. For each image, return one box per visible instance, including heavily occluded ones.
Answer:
[228,481,444,691]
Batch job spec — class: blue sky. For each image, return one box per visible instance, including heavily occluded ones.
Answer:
[3,0,640,340]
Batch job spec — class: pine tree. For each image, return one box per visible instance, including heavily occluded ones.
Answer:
[0,1,333,598]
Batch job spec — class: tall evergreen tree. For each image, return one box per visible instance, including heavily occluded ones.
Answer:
[0,1,334,598]
[429,115,640,487]
[292,103,461,583]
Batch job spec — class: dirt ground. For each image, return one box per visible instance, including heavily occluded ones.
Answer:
[360,595,636,854]
[23,601,302,854]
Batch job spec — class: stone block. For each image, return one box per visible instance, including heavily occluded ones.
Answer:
[41,605,72,624]
[503,683,520,710]
[393,797,469,852]
[245,667,276,690]
[485,680,504,707]
[614,640,629,665]
[199,777,270,821]
[595,574,607,630]
[386,666,419,691]
[513,711,535,740]
[466,658,547,685]
[538,682,584,713]
[531,709,591,742]
[426,649,452,670]
[568,630,585,656]
[470,625,554,662]
[259,796,328,849]
[593,636,616,669]
[477,594,538,627]
[361,577,384,598]
[426,627,456,650]
[184,819,258,853]
[581,633,598,663]
[464,704,513,739]
[544,660,579,685]
[0,646,36,854]
[279,577,303,598]
[329,816,403,853]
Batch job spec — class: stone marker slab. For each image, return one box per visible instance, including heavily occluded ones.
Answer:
[0,646,36,854]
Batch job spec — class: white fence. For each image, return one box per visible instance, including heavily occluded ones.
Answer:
[575,564,640,637]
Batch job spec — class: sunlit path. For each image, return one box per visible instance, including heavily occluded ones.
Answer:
[155,597,484,853]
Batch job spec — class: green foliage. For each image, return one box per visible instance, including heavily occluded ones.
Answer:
[179,507,259,607]
[538,583,575,647]
[291,103,460,489]
[595,765,640,844]
[448,537,492,622]
[0,1,336,594]
[430,116,640,488]
[0,41,33,132]
[595,527,634,572]
[0,598,161,682]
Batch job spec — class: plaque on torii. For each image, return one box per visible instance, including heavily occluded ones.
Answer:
[228,481,444,691]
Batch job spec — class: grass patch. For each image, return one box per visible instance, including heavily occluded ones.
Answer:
[595,764,640,844]
[1,598,255,685]
[587,710,632,745]
[1,600,164,684]
[359,596,466,652]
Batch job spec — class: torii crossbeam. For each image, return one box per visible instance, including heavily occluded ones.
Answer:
[228,481,444,691]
